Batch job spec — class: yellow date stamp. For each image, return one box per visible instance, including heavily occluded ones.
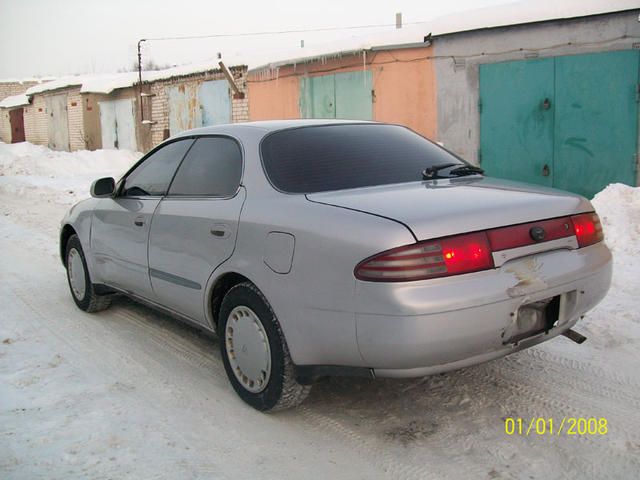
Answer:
[504,417,608,436]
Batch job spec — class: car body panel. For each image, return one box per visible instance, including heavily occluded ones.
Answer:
[148,188,247,324]
[91,196,160,299]
[356,242,612,371]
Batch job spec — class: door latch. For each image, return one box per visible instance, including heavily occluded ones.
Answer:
[542,98,551,110]
[542,164,550,177]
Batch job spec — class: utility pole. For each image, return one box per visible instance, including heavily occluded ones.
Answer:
[137,39,146,121]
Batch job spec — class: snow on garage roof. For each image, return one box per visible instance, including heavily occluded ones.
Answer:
[0,77,56,84]
[22,0,636,93]
[0,94,30,109]
[24,60,242,96]
[427,0,638,38]
[250,0,637,70]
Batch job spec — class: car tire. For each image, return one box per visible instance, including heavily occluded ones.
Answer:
[65,234,112,313]
[219,282,311,411]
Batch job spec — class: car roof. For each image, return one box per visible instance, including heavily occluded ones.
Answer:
[173,119,375,137]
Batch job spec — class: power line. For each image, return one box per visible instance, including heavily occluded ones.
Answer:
[140,20,431,42]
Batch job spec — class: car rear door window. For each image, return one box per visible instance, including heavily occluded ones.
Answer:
[122,139,194,196]
[168,137,242,197]
[260,124,464,193]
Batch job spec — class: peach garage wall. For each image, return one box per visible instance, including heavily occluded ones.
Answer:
[370,47,436,140]
[247,45,437,140]
[247,73,300,121]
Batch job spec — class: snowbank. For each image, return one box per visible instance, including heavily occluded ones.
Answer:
[0,142,138,178]
[0,142,140,225]
[592,183,640,256]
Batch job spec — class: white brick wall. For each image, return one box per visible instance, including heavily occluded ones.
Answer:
[231,67,249,123]
[0,81,38,102]
[0,110,11,143]
[24,94,48,146]
[66,88,85,151]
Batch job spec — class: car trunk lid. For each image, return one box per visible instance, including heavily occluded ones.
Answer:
[305,177,593,241]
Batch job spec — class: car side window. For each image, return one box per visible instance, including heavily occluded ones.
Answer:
[122,139,194,196]
[168,137,242,197]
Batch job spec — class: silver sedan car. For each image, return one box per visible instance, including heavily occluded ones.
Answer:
[60,120,612,411]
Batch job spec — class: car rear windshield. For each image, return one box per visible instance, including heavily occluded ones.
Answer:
[260,124,465,194]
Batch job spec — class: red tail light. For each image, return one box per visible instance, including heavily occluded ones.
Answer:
[356,212,605,283]
[571,213,604,248]
[355,232,493,282]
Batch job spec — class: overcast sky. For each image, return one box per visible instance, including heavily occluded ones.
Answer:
[0,0,522,78]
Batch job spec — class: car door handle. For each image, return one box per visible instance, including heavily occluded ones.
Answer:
[210,224,230,238]
[134,216,145,227]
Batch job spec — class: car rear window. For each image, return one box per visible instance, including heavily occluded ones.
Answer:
[260,124,464,194]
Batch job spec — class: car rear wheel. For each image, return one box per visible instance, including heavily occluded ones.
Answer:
[219,282,311,411]
[65,234,112,312]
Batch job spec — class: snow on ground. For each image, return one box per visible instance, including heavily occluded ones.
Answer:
[0,143,139,241]
[1,141,639,479]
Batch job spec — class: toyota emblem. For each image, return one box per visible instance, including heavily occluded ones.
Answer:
[530,226,546,242]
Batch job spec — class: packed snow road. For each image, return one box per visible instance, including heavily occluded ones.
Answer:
[1,142,639,479]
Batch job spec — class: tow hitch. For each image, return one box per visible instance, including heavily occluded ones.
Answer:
[562,329,587,344]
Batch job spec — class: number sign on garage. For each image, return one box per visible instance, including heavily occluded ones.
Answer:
[479,50,639,198]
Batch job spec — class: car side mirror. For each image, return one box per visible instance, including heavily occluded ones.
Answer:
[90,177,115,198]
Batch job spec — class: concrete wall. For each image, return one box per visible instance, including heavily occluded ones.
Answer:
[248,45,437,139]
[433,10,640,165]
[147,66,248,150]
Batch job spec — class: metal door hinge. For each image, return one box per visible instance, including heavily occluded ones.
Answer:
[478,99,483,113]
[477,149,482,164]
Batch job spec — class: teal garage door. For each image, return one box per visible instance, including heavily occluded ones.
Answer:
[480,50,639,198]
[300,71,372,120]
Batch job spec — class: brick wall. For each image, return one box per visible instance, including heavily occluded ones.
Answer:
[0,110,11,143]
[231,67,249,123]
[146,66,248,150]
[66,88,85,151]
[0,81,39,102]
[24,94,48,146]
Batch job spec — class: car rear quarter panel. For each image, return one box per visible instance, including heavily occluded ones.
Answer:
[209,192,416,367]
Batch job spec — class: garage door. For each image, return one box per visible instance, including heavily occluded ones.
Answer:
[99,98,137,151]
[198,80,231,126]
[479,50,638,198]
[46,94,69,151]
[300,71,373,120]
[169,81,232,135]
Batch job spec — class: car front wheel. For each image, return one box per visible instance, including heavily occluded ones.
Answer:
[219,282,311,411]
[65,234,112,313]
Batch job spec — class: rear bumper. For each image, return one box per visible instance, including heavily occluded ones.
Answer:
[354,242,612,377]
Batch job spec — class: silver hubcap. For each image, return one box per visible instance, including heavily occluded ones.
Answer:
[225,306,271,393]
[67,248,86,300]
